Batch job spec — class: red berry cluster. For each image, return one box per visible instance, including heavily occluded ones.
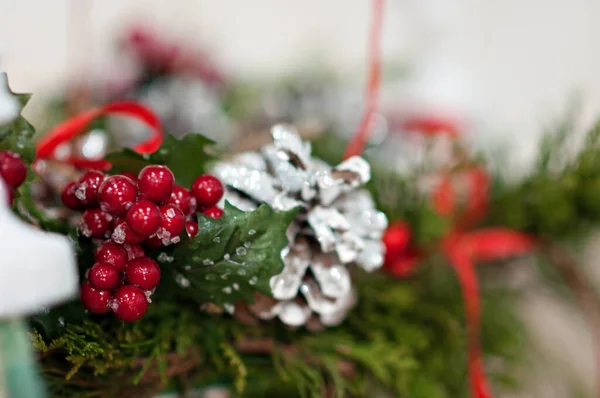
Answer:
[0,150,27,204]
[61,164,225,321]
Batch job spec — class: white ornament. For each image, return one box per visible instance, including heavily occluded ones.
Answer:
[0,73,19,126]
[0,179,78,317]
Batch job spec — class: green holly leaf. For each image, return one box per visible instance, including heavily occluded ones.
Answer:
[105,134,217,187]
[166,202,297,308]
[0,74,36,162]
[105,148,151,175]
[149,133,218,187]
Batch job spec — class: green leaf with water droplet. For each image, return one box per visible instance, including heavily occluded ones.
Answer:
[167,201,297,308]
[0,73,36,162]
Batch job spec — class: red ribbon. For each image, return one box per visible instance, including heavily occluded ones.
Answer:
[343,0,383,160]
[35,101,163,170]
[434,167,535,398]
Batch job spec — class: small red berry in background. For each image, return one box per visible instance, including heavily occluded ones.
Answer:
[61,181,83,210]
[137,165,174,203]
[383,223,411,264]
[0,150,27,188]
[122,172,138,182]
[76,170,104,206]
[185,220,198,238]
[382,222,421,278]
[203,206,223,219]
[88,262,120,290]
[95,241,128,272]
[191,174,223,208]
[80,209,112,238]
[98,175,137,214]
[5,188,13,206]
[124,244,145,260]
[126,199,162,237]
[158,204,185,244]
[168,185,193,215]
[80,281,111,314]
[125,257,161,290]
[111,285,148,322]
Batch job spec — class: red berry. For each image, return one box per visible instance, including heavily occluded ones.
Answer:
[124,244,145,260]
[80,209,112,238]
[126,199,162,237]
[203,206,223,219]
[185,220,198,238]
[6,188,14,206]
[61,181,83,210]
[125,257,161,290]
[76,170,104,206]
[112,222,145,245]
[137,165,174,203]
[168,185,193,215]
[157,204,185,245]
[111,285,148,322]
[145,234,163,248]
[80,281,111,314]
[122,172,138,182]
[191,174,223,208]
[95,241,128,272]
[382,223,411,265]
[98,175,137,214]
[0,151,27,188]
[88,262,120,290]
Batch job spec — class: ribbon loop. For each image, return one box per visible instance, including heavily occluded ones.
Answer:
[36,101,163,169]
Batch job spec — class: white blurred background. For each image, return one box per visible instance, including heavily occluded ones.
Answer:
[2,0,600,396]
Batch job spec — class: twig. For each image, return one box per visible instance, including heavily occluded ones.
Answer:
[543,241,600,398]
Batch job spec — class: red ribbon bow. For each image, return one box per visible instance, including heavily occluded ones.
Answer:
[35,101,163,170]
[433,167,535,398]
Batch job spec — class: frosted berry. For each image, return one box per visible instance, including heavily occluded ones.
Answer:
[98,175,137,214]
[61,181,83,210]
[80,281,111,314]
[112,221,145,245]
[0,151,27,188]
[145,234,163,248]
[125,257,161,290]
[126,199,162,237]
[95,241,128,272]
[137,165,174,203]
[88,262,120,290]
[203,206,223,219]
[157,204,185,245]
[111,285,148,322]
[168,185,194,215]
[124,244,145,260]
[191,174,223,208]
[185,220,198,238]
[76,170,104,206]
[80,209,112,238]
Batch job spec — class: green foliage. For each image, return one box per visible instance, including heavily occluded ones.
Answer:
[32,265,523,398]
[0,75,36,163]
[489,118,600,238]
[168,202,298,307]
[105,133,218,186]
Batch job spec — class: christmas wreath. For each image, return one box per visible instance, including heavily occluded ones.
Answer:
[1,2,600,398]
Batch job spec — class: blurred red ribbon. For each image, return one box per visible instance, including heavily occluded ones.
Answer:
[433,167,535,398]
[35,101,163,170]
